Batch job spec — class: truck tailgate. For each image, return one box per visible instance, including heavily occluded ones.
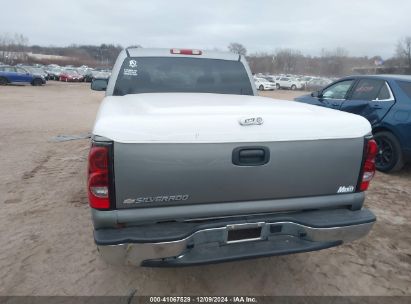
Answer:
[113,138,364,209]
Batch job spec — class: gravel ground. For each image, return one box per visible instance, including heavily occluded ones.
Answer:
[0,82,410,296]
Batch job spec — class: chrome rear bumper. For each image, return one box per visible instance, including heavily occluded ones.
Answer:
[96,220,375,266]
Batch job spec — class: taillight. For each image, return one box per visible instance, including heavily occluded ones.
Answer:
[170,48,202,55]
[88,145,110,209]
[359,139,378,191]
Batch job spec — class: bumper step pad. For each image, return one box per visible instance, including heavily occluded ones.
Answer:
[142,235,341,266]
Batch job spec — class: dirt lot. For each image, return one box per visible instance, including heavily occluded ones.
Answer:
[0,82,410,296]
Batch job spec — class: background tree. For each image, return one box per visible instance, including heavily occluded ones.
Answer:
[273,49,303,74]
[319,47,349,76]
[0,33,29,64]
[396,37,411,68]
[228,42,247,56]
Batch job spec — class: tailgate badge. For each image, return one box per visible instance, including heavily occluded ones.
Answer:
[337,185,355,193]
[124,194,189,204]
[239,117,263,126]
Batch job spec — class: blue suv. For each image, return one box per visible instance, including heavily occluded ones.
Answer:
[295,75,411,172]
[0,65,46,86]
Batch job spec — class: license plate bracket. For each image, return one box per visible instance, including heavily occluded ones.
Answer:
[226,224,263,243]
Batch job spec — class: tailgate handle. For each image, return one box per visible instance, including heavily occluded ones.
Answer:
[232,146,270,166]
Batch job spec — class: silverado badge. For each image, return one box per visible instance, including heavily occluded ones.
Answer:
[124,194,189,204]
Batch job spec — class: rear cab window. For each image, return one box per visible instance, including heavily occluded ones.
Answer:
[113,57,253,96]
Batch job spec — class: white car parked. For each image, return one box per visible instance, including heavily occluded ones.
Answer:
[254,77,276,91]
[276,77,303,90]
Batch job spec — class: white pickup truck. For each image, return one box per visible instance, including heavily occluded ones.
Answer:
[88,48,377,267]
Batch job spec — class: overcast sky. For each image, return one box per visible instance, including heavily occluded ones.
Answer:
[1,0,410,58]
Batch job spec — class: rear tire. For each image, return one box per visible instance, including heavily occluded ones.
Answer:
[291,84,297,90]
[276,83,280,89]
[0,77,8,85]
[374,131,404,172]
[31,78,43,86]
[259,85,264,91]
